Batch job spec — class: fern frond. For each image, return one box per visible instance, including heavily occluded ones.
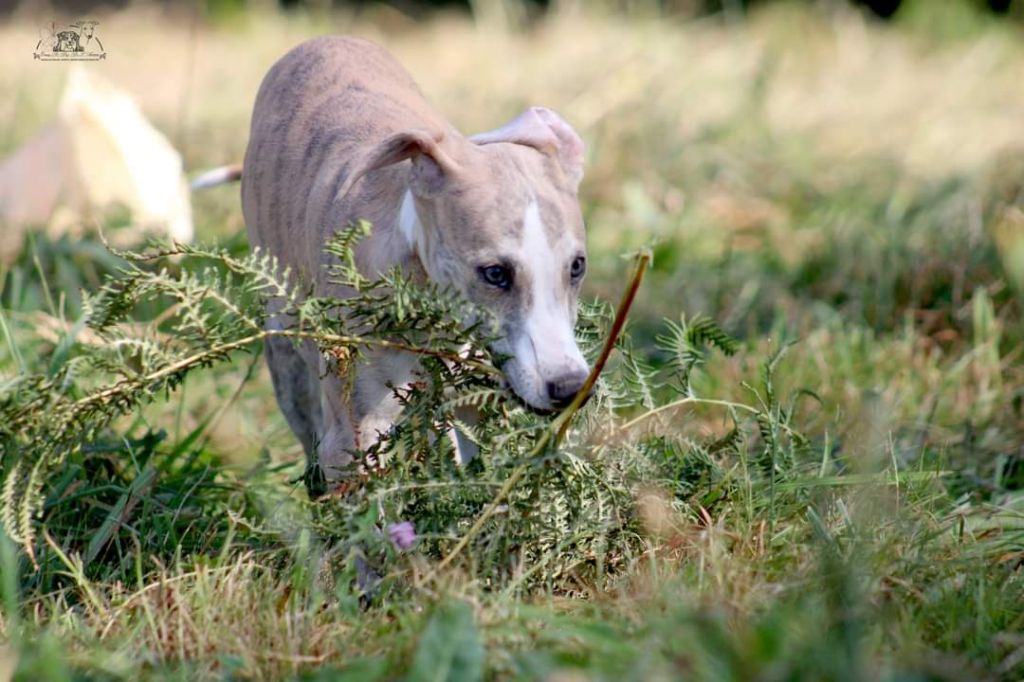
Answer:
[657,314,739,396]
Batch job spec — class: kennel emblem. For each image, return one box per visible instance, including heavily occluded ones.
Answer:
[34,20,106,61]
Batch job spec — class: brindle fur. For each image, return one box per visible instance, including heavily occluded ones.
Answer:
[242,36,588,482]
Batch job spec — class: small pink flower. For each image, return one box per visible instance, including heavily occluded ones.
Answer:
[387,521,417,551]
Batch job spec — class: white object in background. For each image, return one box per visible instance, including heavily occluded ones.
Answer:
[0,66,193,262]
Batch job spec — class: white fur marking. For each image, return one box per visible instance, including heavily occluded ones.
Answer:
[519,200,587,375]
[190,165,240,191]
[398,189,421,249]
[521,199,559,320]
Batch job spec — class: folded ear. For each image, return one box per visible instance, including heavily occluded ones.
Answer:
[337,129,456,200]
[470,107,584,189]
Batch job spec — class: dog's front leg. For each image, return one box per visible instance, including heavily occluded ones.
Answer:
[315,369,357,482]
[451,405,480,465]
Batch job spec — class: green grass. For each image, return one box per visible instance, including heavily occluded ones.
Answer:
[2,2,1024,680]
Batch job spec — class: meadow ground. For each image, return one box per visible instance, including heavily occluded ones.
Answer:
[1,2,1024,680]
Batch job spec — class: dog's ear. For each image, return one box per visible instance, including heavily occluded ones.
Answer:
[471,107,584,190]
[338,129,456,200]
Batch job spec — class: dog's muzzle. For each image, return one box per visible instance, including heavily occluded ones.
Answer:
[546,368,591,409]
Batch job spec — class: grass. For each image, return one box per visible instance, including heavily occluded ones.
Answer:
[1,2,1024,680]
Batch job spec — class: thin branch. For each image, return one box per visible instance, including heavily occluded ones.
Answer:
[554,250,650,445]
[609,396,759,439]
[71,327,503,416]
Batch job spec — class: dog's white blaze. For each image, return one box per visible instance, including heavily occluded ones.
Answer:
[520,199,587,376]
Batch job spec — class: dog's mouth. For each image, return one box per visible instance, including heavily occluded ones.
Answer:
[553,383,596,412]
[491,339,594,416]
[498,375,595,416]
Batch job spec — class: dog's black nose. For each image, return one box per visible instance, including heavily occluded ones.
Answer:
[546,369,590,409]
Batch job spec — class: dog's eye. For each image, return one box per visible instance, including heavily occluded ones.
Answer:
[479,264,513,290]
[570,256,586,280]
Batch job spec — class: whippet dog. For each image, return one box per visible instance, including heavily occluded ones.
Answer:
[211,36,590,483]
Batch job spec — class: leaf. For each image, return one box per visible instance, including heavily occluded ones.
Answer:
[656,314,739,395]
[84,462,158,566]
[301,658,388,682]
[407,600,484,682]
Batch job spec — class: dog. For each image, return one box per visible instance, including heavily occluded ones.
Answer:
[54,31,81,53]
[1,68,193,264]
[205,36,590,483]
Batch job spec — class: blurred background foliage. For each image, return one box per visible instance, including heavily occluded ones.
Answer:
[6,0,1024,22]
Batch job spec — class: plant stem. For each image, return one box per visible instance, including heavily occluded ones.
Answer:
[553,251,650,446]
[71,328,502,416]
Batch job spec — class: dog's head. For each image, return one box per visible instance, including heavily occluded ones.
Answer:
[349,108,589,410]
[56,31,80,52]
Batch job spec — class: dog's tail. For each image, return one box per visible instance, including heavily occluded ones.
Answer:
[190,163,242,190]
